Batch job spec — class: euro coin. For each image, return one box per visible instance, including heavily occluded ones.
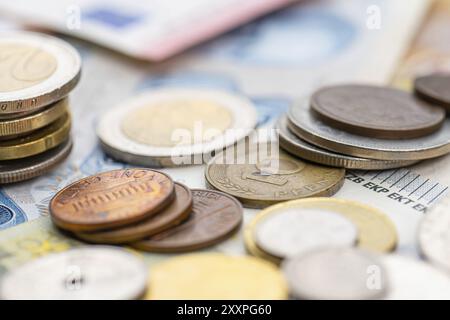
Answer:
[415,73,450,110]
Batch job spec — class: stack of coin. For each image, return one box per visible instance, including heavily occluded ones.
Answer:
[0,32,81,183]
[49,168,243,252]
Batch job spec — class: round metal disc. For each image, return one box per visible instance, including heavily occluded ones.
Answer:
[415,73,450,110]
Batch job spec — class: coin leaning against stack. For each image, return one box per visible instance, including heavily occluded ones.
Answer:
[0,31,81,183]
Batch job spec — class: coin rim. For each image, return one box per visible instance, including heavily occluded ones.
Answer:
[414,74,450,110]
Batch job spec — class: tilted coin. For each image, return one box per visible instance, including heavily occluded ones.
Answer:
[0,32,81,115]
[50,168,175,232]
[131,189,242,252]
[206,149,345,208]
[277,115,419,170]
[0,137,72,184]
[76,183,192,244]
[415,73,450,110]
[282,248,387,300]
[0,246,147,300]
[0,112,71,160]
[97,88,258,167]
[146,253,288,300]
[288,99,450,161]
[311,84,445,139]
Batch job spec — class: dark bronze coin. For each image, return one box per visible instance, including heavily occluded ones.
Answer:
[414,73,450,110]
[311,84,446,139]
[131,189,243,253]
[75,183,193,244]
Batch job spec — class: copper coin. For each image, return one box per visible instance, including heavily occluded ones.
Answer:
[415,73,450,110]
[311,84,446,139]
[75,183,193,244]
[50,168,175,232]
[131,189,243,252]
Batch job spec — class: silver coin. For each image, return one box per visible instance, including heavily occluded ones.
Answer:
[0,246,147,300]
[419,195,450,273]
[282,248,387,300]
[288,99,450,161]
[382,255,450,300]
[254,208,358,259]
[277,115,419,169]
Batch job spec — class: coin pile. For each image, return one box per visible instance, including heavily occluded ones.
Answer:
[0,32,81,183]
[49,168,243,251]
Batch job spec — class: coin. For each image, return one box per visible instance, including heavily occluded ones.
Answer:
[0,32,81,115]
[0,246,147,300]
[97,88,258,167]
[415,73,450,110]
[76,183,192,244]
[288,99,450,161]
[0,112,71,160]
[0,137,72,184]
[254,207,358,260]
[277,115,419,170]
[50,168,175,232]
[282,248,387,300]
[205,149,345,208]
[131,189,242,252]
[418,195,450,273]
[146,253,288,299]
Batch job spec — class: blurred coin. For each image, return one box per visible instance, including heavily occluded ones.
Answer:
[0,112,71,160]
[97,88,257,167]
[50,168,175,232]
[146,253,288,299]
[311,84,445,139]
[288,99,450,160]
[206,150,345,208]
[415,73,450,110]
[76,183,192,244]
[131,189,242,252]
[0,32,81,115]
[0,137,72,184]
[282,248,387,300]
[277,115,418,170]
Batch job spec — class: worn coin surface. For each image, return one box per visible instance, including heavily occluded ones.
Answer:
[76,183,192,244]
[282,248,387,300]
[206,149,345,208]
[131,189,242,252]
[0,32,81,115]
[50,168,175,232]
[0,137,72,184]
[288,99,450,161]
[0,246,148,300]
[311,84,445,139]
[146,253,288,299]
[415,73,450,110]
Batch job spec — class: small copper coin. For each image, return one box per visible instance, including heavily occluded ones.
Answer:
[311,84,445,139]
[131,189,243,252]
[415,73,450,110]
[75,183,193,244]
[50,168,175,232]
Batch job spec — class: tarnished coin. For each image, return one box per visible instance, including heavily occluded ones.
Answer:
[76,183,192,244]
[97,88,257,167]
[0,246,147,300]
[415,73,450,110]
[146,253,288,300]
[0,32,81,115]
[131,189,242,252]
[311,84,445,139]
[288,99,450,161]
[282,248,387,300]
[50,168,175,232]
[0,137,72,184]
[277,115,419,170]
[0,112,71,160]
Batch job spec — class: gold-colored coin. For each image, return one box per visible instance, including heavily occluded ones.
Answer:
[145,253,288,300]
[0,113,71,160]
[245,198,397,264]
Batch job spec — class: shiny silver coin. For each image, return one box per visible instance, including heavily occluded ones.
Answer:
[0,246,147,300]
